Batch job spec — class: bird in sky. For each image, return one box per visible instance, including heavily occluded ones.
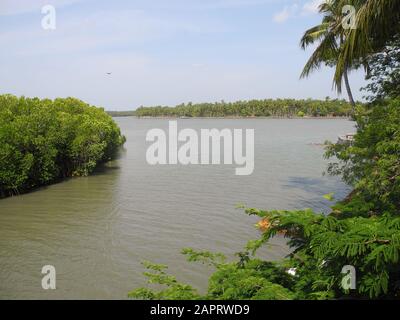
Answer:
[106,72,112,75]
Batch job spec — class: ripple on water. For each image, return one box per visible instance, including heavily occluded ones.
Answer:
[0,118,355,299]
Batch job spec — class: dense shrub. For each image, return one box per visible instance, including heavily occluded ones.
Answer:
[0,95,125,197]
[326,99,400,217]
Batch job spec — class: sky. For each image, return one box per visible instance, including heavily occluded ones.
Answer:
[0,0,367,110]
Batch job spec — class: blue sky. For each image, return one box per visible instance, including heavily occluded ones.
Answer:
[0,0,366,110]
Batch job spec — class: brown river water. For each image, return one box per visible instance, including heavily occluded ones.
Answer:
[0,118,355,299]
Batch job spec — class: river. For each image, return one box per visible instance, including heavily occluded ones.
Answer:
[0,118,355,299]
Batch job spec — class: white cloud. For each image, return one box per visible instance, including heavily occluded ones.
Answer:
[0,9,230,58]
[0,0,83,16]
[203,0,273,9]
[273,0,324,23]
[302,0,324,15]
[273,4,298,23]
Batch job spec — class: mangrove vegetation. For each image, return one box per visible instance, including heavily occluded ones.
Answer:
[0,95,125,198]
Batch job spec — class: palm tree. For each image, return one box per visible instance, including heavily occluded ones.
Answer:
[334,0,400,89]
[300,0,357,108]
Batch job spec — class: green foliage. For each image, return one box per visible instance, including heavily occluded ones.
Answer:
[0,95,125,197]
[128,261,200,300]
[207,260,295,300]
[181,248,226,267]
[334,0,400,89]
[244,208,400,299]
[323,193,335,201]
[299,0,362,107]
[130,251,296,300]
[107,110,136,117]
[362,37,400,102]
[326,99,400,217]
[135,98,358,118]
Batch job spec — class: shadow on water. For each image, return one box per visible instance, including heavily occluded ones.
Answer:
[283,176,351,213]
[284,176,334,193]
[0,159,121,201]
[91,162,121,175]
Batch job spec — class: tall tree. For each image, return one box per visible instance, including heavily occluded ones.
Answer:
[334,0,400,90]
[300,0,356,108]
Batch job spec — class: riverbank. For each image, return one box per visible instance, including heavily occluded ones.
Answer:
[111,115,352,120]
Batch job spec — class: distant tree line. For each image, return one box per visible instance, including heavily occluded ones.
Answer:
[134,98,360,118]
[107,110,136,117]
[0,95,125,198]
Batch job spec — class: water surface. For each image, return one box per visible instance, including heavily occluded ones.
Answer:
[0,118,354,299]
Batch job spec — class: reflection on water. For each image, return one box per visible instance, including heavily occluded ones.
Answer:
[0,118,354,299]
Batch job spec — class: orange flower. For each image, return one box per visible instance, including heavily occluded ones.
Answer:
[257,218,271,232]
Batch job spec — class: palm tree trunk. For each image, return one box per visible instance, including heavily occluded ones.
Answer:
[343,68,355,110]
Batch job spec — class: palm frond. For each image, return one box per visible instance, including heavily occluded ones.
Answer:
[300,33,338,79]
[300,23,330,49]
